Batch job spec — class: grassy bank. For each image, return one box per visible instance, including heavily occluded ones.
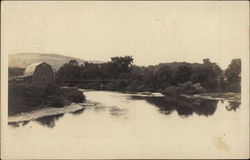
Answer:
[8,83,85,116]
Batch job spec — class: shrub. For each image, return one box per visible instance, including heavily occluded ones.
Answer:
[178,81,193,91]
[201,80,221,92]
[102,82,118,91]
[191,83,204,94]
[44,84,60,96]
[137,84,147,92]
[76,83,86,89]
[225,82,241,93]
[117,80,129,90]
[50,96,64,107]
[177,81,204,94]
[8,83,86,115]
[126,84,139,92]
[61,88,86,103]
[164,86,179,95]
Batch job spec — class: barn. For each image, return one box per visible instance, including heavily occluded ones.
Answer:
[23,62,55,85]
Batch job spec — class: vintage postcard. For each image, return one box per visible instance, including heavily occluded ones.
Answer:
[1,1,249,159]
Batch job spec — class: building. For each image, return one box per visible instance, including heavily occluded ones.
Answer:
[22,62,55,85]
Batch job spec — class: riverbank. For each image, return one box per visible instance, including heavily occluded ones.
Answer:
[9,83,86,116]
[82,88,240,102]
[8,100,98,123]
[181,92,240,102]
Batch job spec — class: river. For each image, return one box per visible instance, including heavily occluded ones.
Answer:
[5,90,249,159]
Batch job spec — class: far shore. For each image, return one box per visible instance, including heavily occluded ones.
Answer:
[81,89,240,102]
[180,92,241,103]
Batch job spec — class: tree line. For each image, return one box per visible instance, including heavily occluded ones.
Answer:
[56,56,241,94]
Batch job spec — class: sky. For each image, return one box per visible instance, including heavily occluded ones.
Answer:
[2,1,249,69]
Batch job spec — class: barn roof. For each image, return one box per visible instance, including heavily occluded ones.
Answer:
[24,62,46,76]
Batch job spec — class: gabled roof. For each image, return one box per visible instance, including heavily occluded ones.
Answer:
[24,62,45,76]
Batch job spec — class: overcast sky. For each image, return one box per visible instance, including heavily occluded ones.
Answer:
[2,1,249,69]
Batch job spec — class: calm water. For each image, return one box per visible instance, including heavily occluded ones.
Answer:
[5,90,249,159]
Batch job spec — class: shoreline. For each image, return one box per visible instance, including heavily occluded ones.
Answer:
[82,89,240,102]
[180,92,240,102]
[8,101,97,123]
[8,91,240,123]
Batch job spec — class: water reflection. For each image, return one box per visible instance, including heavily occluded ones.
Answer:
[93,105,107,113]
[71,108,85,115]
[7,91,244,159]
[225,101,241,112]
[8,91,240,129]
[8,120,30,128]
[109,106,128,117]
[130,95,218,117]
[35,114,64,128]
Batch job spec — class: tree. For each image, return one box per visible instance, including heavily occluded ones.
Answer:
[80,62,101,79]
[189,59,222,91]
[154,65,173,89]
[172,64,193,84]
[224,59,241,92]
[68,59,79,66]
[190,59,222,82]
[203,58,211,64]
[56,60,81,83]
[110,56,134,79]
[225,59,241,83]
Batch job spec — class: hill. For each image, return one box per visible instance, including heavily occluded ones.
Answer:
[8,52,103,70]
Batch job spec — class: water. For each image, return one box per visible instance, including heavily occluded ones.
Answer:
[4,91,249,159]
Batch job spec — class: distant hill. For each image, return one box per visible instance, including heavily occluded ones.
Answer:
[8,52,104,70]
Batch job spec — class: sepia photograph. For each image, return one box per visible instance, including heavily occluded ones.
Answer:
[1,1,249,159]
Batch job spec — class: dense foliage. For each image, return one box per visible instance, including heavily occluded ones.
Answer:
[56,57,241,94]
[224,59,241,92]
[9,83,85,115]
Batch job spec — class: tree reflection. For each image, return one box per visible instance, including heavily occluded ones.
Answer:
[131,95,218,117]
[225,101,240,111]
[71,108,85,115]
[109,106,128,117]
[193,100,217,116]
[36,114,64,128]
[8,120,30,128]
